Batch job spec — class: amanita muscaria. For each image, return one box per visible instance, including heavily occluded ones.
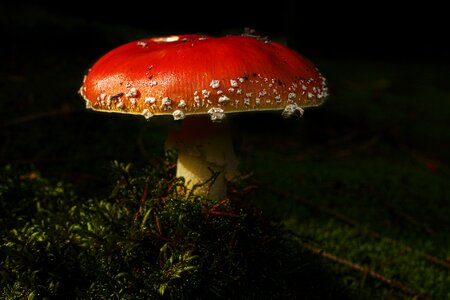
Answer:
[79,34,328,200]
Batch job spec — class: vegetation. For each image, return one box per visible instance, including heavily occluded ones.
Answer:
[0,161,349,299]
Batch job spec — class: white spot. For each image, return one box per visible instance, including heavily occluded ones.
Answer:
[100,93,106,105]
[126,83,132,88]
[129,98,136,106]
[273,89,278,94]
[153,35,180,42]
[218,95,230,103]
[288,92,296,100]
[244,98,250,106]
[162,97,171,106]
[202,90,211,98]
[172,110,185,120]
[238,77,245,83]
[137,41,148,47]
[193,95,200,107]
[230,79,238,87]
[236,89,242,95]
[202,89,210,98]
[149,80,157,87]
[302,84,307,91]
[178,100,186,108]
[126,88,138,97]
[228,87,235,93]
[259,90,267,97]
[245,92,252,97]
[265,99,272,104]
[145,97,156,104]
[142,109,153,119]
[85,101,92,109]
[208,107,226,122]
[194,90,198,96]
[116,100,123,109]
[210,80,220,89]
[282,104,304,118]
[255,98,261,106]
[307,92,314,99]
[216,90,223,95]
[275,95,282,103]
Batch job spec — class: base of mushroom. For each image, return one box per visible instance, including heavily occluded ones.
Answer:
[176,154,227,199]
[166,116,238,200]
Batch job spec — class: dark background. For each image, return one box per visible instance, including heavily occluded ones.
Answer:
[1,1,449,173]
[4,1,448,62]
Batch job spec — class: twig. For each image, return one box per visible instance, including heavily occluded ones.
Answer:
[205,210,240,218]
[381,199,436,236]
[265,186,450,270]
[423,254,450,269]
[134,184,149,221]
[187,167,220,199]
[292,124,398,160]
[229,222,240,246]
[153,210,164,237]
[266,187,364,230]
[390,135,449,173]
[204,199,240,219]
[302,242,428,299]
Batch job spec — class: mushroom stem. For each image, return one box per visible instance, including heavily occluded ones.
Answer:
[166,116,238,200]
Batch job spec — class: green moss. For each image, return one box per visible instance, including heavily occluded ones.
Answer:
[0,162,351,299]
[240,153,450,299]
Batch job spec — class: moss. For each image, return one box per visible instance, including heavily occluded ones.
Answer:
[241,154,450,299]
[0,162,351,299]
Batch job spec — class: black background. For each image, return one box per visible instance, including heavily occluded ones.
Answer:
[6,1,448,62]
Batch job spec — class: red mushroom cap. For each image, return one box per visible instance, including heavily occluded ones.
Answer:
[79,34,328,121]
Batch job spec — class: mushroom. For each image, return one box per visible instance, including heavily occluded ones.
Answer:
[79,34,328,200]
